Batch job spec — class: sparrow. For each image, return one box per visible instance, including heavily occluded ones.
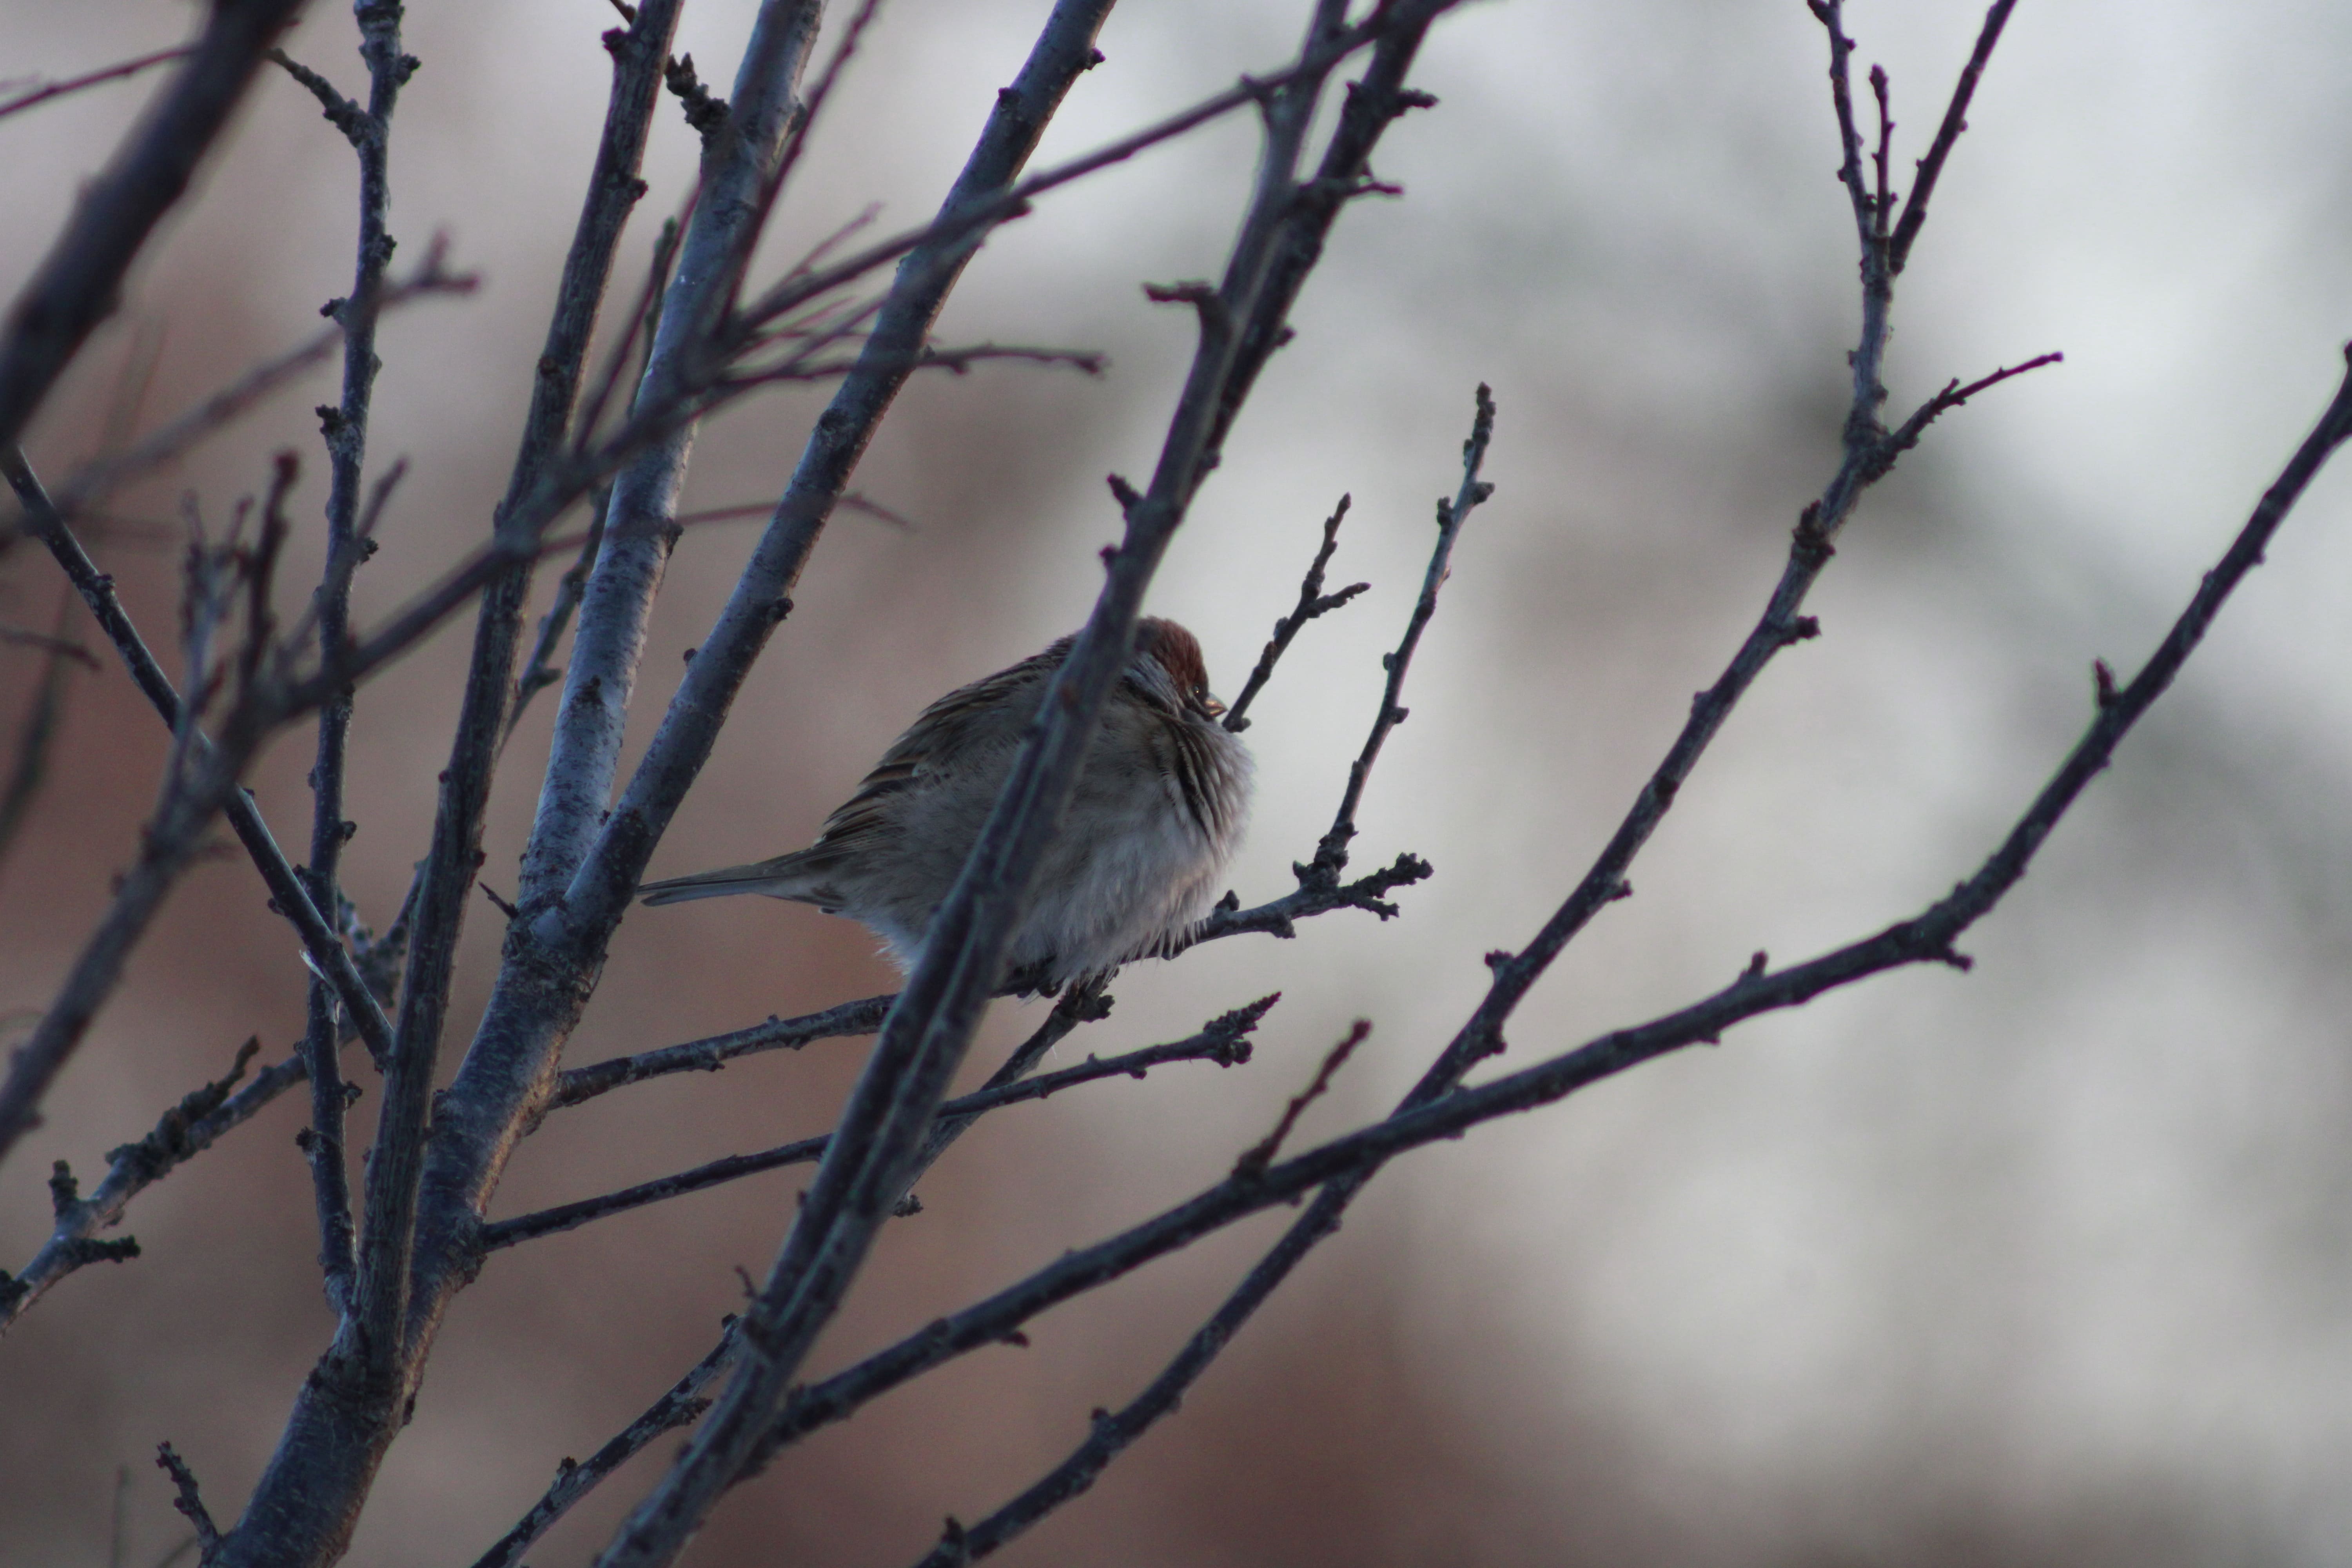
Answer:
[640,617,1252,991]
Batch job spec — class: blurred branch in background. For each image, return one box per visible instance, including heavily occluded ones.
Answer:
[0,46,194,123]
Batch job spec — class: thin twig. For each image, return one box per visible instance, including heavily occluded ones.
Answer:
[0,623,99,667]
[4,452,397,1068]
[2,1039,292,1330]
[503,486,608,746]
[571,199,690,471]
[153,1443,220,1556]
[466,1325,740,1568]
[719,0,889,330]
[908,978,1118,1178]
[266,48,372,144]
[485,1000,1266,1251]
[1221,494,1367,731]
[1232,1018,1366,1178]
[1887,0,2020,275]
[546,993,895,1112]
[1866,350,2063,481]
[1187,851,1434,945]
[1311,385,1493,883]
[0,46,194,121]
[0,453,306,1163]
[285,0,413,1324]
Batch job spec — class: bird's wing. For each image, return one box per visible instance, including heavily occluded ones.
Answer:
[639,639,1069,909]
[804,637,1066,853]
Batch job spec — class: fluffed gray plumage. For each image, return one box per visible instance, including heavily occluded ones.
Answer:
[639,618,1252,990]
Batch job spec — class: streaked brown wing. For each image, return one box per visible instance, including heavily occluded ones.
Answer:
[807,637,1070,851]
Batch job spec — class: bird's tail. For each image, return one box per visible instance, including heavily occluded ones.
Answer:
[638,854,830,907]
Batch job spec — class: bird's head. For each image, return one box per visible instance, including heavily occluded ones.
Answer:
[1132,617,1226,720]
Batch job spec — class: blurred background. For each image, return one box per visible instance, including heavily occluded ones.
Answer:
[4,1,2350,1563]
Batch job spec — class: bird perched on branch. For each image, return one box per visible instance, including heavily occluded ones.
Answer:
[639,617,1252,991]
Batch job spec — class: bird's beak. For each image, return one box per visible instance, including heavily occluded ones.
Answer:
[1197,692,1227,719]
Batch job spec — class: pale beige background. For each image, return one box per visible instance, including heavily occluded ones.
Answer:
[3,2,2350,1564]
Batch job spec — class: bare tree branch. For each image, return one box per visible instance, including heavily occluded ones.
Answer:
[4,452,398,1067]
[547,993,894,1112]
[1886,0,2020,274]
[1311,386,1490,885]
[0,0,307,456]
[2,1038,293,1330]
[515,0,824,911]
[762,336,2352,1446]
[109,4,1448,753]
[469,986,1258,1548]
[0,622,98,668]
[596,7,1457,1559]
[1230,1017,1365,1180]
[484,1000,1269,1252]
[1187,851,1434,945]
[154,1443,220,1559]
[0,457,307,1163]
[771,17,2046,1529]
[202,7,1138,1554]
[503,487,608,746]
[866,383,1499,1557]
[467,1325,740,1568]
[289,0,416,1324]
[211,3,691,1560]
[1220,494,1367,732]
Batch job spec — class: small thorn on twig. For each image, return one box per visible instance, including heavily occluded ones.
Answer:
[480,884,519,921]
[1793,502,1835,562]
[663,53,729,139]
[47,1159,78,1215]
[1742,950,1769,980]
[1105,473,1142,513]
[1483,949,1512,971]
[2092,658,2119,709]
[1935,947,1976,973]
[1142,279,1230,339]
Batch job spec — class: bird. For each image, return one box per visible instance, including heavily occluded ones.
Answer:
[639,617,1253,991]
